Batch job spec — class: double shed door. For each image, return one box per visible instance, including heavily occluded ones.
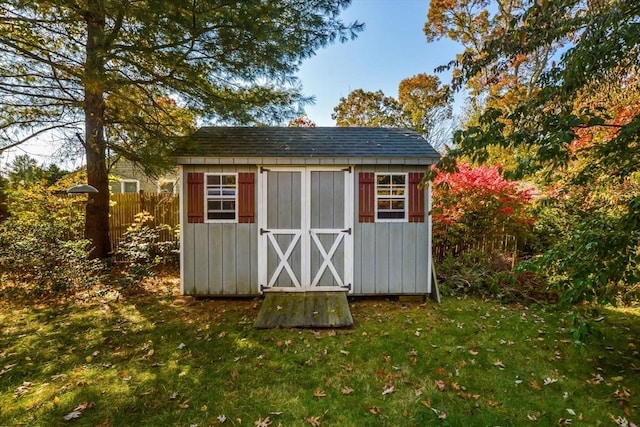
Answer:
[258,167,353,292]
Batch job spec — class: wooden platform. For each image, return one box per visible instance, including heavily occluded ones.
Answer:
[254,287,354,329]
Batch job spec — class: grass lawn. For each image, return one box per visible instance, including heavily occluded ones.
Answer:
[1,276,638,426]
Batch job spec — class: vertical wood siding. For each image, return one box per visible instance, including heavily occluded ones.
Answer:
[181,164,430,296]
[182,166,257,295]
[353,166,430,295]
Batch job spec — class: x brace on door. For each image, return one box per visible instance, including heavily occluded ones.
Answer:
[266,231,302,287]
[310,230,346,287]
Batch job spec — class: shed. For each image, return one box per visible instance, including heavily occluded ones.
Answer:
[174,127,440,297]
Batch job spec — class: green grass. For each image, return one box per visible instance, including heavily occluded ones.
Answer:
[1,281,639,426]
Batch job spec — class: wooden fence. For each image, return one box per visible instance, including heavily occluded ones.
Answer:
[109,193,179,250]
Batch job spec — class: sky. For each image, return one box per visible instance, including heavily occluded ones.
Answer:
[296,0,461,126]
[0,0,462,172]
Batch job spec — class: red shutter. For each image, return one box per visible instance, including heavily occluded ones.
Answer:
[408,172,425,223]
[187,172,204,223]
[358,172,375,223]
[238,172,255,223]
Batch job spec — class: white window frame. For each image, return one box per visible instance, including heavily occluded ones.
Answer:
[157,179,177,194]
[374,172,408,222]
[121,179,140,194]
[204,172,238,223]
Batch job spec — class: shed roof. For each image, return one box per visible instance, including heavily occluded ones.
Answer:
[174,127,440,165]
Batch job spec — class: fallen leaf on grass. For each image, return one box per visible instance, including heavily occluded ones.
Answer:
[435,380,446,391]
[215,414,227,424]
[63,411,82,421]
[367,406,381,415]
[305,415,321,426]
[487,400,500,407]
[313,390,326,398]
[530,380,542,390]
[544,377,558,385]
[169,391,179,400]
[254,416,272,427]
[557,418,572,425]
[179,400,190,409]
[382,385,394,395]
[14,381,34,397]
[493,360,505,369]
[341,387,354,395]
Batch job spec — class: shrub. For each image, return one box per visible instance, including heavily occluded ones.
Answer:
[113,211,179,289]
[0,217,103,296]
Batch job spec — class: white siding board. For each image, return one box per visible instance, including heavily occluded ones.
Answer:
[401,225,418,294]
[193,224,209,294]
[182,223,196,294]
[358,224,376,294]
[388,224,404,293]
[221,224,237,294]
[207,224,222,294]
[374,224,390,293]
[236,225,253,295]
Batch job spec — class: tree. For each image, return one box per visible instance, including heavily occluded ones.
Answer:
[331,74,452,146]
[287,116,317,127]
[441,0,640,303]
[332,89,403,128]
[0,1,363,258]
[425,0,557,118]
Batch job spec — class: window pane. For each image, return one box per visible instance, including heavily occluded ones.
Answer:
[159,181,174,193]
[392,175,405,185]
[377,200,391,210]
[207,175,220,185]
[123,182,138,193]
[392,200,405,210]
[378,211,405,219]
[209,211,236,220]
[223,175,236,185]
[377,175,390,185]
[222,200,235,210]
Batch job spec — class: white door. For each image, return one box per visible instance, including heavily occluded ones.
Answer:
[258,167,353,291]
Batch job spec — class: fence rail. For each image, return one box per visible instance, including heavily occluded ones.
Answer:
[109,193,179,250]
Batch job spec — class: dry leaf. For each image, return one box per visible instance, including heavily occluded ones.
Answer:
[179,400,190,409]
[254,417,272,427]
[367,406,381,415]
[492,360,505,369]
[382,385,394,395]
[341,386,354,395]
[530,380,542,390]
[63,411,82,421]
[435,380,446,391]
[305,415,321,426]
[313,390,326,398]
[421,399,432,408]
[487,400,500,407]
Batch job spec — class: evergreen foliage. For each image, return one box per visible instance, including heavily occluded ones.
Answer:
[0,0,363,257]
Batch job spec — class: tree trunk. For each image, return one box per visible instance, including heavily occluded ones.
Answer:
[83,2,111,259]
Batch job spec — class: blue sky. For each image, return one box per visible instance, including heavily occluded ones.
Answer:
[296,0,461,126]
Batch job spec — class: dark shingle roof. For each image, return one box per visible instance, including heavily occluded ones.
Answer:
[174,127,440,160]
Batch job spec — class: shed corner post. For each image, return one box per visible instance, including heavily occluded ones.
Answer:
[178,164,186,296]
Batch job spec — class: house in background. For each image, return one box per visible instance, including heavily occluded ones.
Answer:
[173,127,440,297]
[109,157,179,194]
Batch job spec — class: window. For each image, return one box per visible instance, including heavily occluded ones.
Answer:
[375,173,407,221]
[158,179,177,194]
[121,179,140,194]
[206,173,237,221]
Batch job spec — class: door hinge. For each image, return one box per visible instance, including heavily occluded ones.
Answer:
[341,166,352,173]
[260,228,270,235]
[260,166,271,173]
[341,227,352,235]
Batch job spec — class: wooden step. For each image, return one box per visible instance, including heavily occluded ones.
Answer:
[254,288,354,329]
